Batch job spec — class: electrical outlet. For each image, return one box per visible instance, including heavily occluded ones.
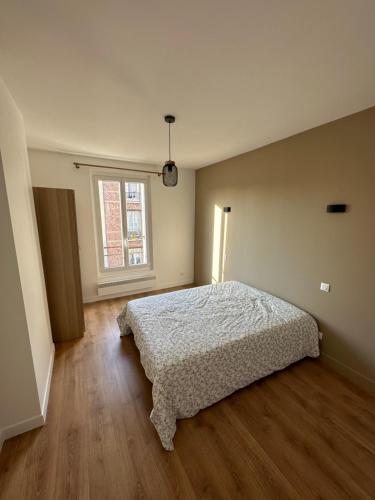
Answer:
[320,282,330,293]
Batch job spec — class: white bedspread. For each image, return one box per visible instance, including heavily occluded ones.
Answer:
[117,281,319,450]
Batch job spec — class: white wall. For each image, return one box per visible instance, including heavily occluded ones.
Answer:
[0,78,54,447]
[0,155,41,436]
[29,149,195,302]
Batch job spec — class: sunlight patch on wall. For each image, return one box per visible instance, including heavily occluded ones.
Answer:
[211,205,222,283]
[221,211,228,282]
[211,204,228,284]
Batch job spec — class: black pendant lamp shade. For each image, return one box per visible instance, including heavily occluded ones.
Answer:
[163,160,178,187]
[163,115,178,187]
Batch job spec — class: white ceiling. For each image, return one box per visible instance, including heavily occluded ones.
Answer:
[1,1,375,169]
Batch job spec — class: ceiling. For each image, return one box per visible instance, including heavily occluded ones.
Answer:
[1,1,375,169]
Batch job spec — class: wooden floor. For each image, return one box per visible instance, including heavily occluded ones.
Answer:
[1,287,375,500]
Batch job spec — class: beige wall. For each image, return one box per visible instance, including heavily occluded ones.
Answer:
[0,78,54,447]
[28,150,195,302]
[195,107,375,391]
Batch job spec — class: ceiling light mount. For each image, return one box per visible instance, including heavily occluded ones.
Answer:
[164,115,175,124]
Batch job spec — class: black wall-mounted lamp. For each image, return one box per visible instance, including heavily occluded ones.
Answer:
[326,204,347,213]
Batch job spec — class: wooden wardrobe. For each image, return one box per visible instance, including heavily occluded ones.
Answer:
[33,187,85,342]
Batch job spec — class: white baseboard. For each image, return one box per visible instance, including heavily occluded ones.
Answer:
[0,345,55,452]
[321,352,375,395]
[42,344,55,420]
[0,414,45,451]
[83,278,194,303]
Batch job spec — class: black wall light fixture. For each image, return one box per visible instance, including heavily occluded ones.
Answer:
[223,207,231,213]
[326,204,347,213]
[162,115,178,187]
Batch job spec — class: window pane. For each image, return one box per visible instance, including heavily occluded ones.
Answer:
[98,180,125,269]
[125,182,147,266]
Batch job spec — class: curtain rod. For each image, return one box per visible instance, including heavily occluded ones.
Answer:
[73,162,162,176]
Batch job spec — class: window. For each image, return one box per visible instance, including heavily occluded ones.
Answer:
[94,176,151,272]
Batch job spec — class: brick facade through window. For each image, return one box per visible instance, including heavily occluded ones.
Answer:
[102,181,124,268]
[100,180,146,268]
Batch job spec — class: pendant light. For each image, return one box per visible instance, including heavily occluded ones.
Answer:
[163,115,178,187]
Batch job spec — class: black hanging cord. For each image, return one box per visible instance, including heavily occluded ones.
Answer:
[164,115,175,162]
[168,122,171,161]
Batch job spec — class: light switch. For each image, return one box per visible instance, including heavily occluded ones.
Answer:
[320,282,330,293]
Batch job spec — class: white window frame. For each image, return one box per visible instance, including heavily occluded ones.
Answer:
[93,174,153,275]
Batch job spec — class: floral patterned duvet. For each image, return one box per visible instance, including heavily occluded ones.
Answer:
[117,281,320,450]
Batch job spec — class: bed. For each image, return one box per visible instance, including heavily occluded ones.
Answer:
[117,281,320,450]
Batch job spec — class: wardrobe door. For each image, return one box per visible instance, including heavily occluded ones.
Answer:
[33,187,85,342]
